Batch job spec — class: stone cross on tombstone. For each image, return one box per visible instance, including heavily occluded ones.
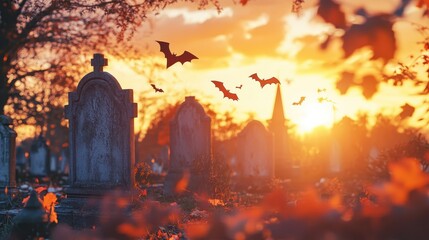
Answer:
[91,53,107,72]
[0,116,17,193]
[164,96,212,196]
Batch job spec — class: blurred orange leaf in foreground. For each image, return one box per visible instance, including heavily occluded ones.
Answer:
[175,170,190,194]
[371,158,429,205]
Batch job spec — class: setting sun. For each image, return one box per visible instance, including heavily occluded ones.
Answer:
[295,99,335,134]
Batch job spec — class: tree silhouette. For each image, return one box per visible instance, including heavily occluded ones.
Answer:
[0,0,223,118]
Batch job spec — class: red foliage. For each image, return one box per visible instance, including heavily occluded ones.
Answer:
[239,0,248,6]
[317,0,347,29]
[399,103,415,119]
[342,16,396,62]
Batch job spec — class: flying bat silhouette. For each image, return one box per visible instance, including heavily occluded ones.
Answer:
[292,96,306,105]
[150,84,164,93]
[236,85,243,89]
[317,88,327,93]
[156,41,198,68]
[249,73,280,88]
[211,81,239,101]
[318,97,336,105]
[284,79,293,85]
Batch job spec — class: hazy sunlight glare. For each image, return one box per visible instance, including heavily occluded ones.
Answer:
[295,100,335,134]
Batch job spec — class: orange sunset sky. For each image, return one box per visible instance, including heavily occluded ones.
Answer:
[56,0,429,136]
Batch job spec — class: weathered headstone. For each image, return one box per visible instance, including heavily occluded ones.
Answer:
[57,53,137,228]
[0,116,17,194]
[164,96,211,195]
[16,146,27,173]
[29,135,50,177]
[236,120,274,178]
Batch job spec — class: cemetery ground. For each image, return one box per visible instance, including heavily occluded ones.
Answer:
[2,158,429,239]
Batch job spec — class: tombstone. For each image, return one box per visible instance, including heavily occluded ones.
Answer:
[0,116,17,196]
[57,53,137,228]
[29,135,50,177]
[164,96,211,195]
[236,120,274,178]
[50,155,58,173]
[16,146,27,172]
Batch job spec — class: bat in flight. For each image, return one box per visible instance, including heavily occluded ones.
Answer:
[236,85,243,89]
[211,81,239,101]
[249,73,280,88]
[156,41,198,68]
[150,84,164,93]
[317,88,327,93]
[318,97,335,104]
[292,96,306,105]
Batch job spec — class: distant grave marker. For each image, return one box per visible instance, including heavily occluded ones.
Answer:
[164,96,212,195]
[16,146,27,173]
[236,120,274,178]
[29,135,50,177]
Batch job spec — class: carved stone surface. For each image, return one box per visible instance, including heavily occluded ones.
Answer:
[164,96,211,195]
[57,54,137,228]
[0,115,16,188]
[16,146,27,172]
[236,120,274,178]
[0,115,17,206]
[64,53,137,195]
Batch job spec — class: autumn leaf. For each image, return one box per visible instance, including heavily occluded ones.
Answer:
[389,158,429,190]
[293,189,341,218]
[239,0,248,6]
[342,15,396,62]
[22,195,30,205]
[417,0,429,8]
[399,103,415,119]
[336,71,355,94]
[175,170,190,194]
[42,192,57,211]
[49,204,58,223]
[117,223,147,238]
[360,74,379,99]
[371,158,429,205]
[317,0,347,29]
[35,186,47,194]
[43,192,58,223]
